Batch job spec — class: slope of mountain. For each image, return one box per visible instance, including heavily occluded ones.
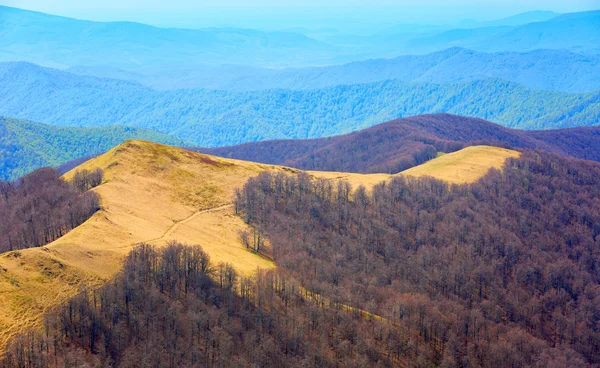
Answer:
[0,141,275,352]
[0,5,332,68]
[0,140,519,352]
[0,117,190,180]
[234,151,600,366]
[200,114,600,173]
[72,48,600,93]
[1,62,599,147]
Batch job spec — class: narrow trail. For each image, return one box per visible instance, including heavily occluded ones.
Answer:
[146,203,234,244]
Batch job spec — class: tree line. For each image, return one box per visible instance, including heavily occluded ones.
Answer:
[0,167,102,253]
[234,150,600,367]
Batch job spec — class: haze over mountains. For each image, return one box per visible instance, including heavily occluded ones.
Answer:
[67,48,600,93]
[1,5,599,72]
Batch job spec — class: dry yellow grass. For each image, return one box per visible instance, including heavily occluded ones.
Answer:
[0,141,277,351]
[0,141,519,352]
[401,145,521,184]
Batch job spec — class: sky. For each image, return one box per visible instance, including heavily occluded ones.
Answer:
[1,0,600,32]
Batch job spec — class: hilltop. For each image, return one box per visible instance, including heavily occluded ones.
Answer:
[0,117,189,180]
[0,141,275,351]
[0,140,519,351]
[200,114,600,173]
[401,145,520,183]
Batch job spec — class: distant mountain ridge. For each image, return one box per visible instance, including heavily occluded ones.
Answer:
[199,114,600,174]
[456,10,560,28]
[0,5,332,69]
[402,10,600,55]
[0,117,189,180]
[1,62,599,147]
[1,5,599,73]
[67,48,600,93]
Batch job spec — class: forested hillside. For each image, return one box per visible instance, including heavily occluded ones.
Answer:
[0,168,101,253]
[0,117,189,180]
[2,243,401,367]
[201,114,600,173]
[234,150,600,366]
[1,63,599,146]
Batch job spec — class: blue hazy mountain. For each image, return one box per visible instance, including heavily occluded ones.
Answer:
[0,5,334,69]
[373,10,558,39]
[405,10,600,55]
[455,10,560,28]
[1,62,599,147]
[68,48,600,93]
[1,5,598,73]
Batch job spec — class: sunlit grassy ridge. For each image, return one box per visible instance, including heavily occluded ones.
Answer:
[401,146,521,184]
[0,141,519,352]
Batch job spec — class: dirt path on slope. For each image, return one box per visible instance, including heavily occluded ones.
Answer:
[146,203,234,245]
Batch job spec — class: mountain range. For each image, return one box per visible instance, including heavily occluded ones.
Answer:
[398,10,600,56]
[0,5,331,69]
[2,62,599,148]
[1,5,599,73]
[67,47,600,93]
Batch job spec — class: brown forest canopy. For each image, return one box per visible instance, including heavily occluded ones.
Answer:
[199,114,600,174]
[0,167,102,253]
[235,150,600,366]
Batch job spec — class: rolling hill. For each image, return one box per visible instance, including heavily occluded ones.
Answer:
[0,117,190,181]
[0,140,519,352]
[199,114,600,174]
[1,62,599,147]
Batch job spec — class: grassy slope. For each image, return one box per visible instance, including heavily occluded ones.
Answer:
[0,141,519,352]
[401,146,521,184]
[0,117,191,180]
